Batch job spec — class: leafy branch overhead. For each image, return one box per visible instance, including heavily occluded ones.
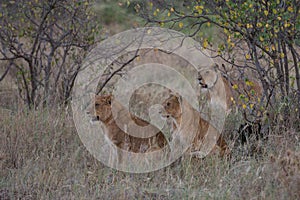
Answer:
[134,0,300,121]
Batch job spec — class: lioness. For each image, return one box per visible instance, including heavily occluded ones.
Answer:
[160,93,230,157]
[87,94,166,153]
[197,69,263,113]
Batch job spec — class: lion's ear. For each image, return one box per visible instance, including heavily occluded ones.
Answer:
[170,91,182,104]
[170,91,180,98]
[106,94,115,105]
[178,95,183,104]
[109,94,114,101]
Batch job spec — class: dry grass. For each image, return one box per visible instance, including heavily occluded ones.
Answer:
[0,105,299,200]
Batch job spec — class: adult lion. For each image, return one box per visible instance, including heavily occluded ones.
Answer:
[160,93,230,157]
[197,67,263,114]
[87,94,167,153]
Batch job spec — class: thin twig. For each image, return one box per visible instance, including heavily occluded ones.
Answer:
[96,50,140,95]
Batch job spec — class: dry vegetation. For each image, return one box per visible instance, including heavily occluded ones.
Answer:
[0,36,299,200]
[0,96,299,199]
[1,1,300,199]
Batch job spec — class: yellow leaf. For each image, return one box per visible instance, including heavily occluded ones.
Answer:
[277,16,281,20]
[280,53,285,58]
[271,45,276,51]
[246,24,253,29]
[242,104,247,109]
[227,36,231,43]
[245,54,251,59]
[224,28,229,35]
[265,46,269,51]
[178,22,183,28]
[264,10,268,16]
[250,104,254,109]
[256,22,262,28]
[288,6,293,12]
[203,39,208,48]
[260,36,264,42]
[207,22,211,27]
[232,84,238,90]
[246,80,254,86]
[167,12,171,17]
[195,5,204,14]
[265,23,269,28]
[195,5,204,10]
[284,22,290,28]
[170,7,174,12]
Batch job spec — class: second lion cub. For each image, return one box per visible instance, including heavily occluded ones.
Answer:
[160,93,230,157]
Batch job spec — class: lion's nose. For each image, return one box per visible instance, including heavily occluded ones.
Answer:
[198,79,208,88]
[90,116,99,122]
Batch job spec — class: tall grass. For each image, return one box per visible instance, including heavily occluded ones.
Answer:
[0,106,299,199]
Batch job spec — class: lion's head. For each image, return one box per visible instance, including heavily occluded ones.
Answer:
[88,94,113,123]
[160,93,182,120]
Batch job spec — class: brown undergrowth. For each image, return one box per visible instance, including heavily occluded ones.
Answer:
[0,106,299,199]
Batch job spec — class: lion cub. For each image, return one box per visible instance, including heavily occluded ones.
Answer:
[160,93,229,157]
[88,94,166,153]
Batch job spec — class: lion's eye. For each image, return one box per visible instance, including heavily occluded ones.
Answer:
[166,102,171,106]
[95,103,100,107]
[108,100,111,105]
